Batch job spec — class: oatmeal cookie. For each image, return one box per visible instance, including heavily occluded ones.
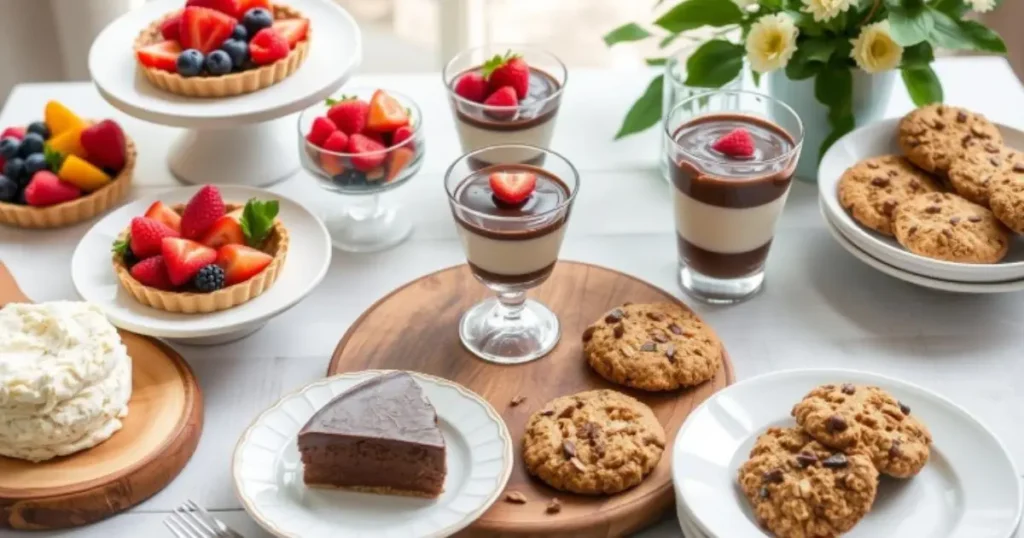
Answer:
[898,104,1003,176]
[987,162,1024,233]
[738,427,878,538]
[947,147,1024,206]
[892,192,1009,263]
[522,390,665,495]
[837,155,943,236]
[583,302,721,392]
[792,384,932,478]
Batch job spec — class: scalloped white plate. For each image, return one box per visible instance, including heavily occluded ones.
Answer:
[233,370,514,538]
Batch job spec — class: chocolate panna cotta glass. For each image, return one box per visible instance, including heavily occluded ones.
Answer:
[443,45,566,170]
[445,145,578,365]
[666,90,803,304]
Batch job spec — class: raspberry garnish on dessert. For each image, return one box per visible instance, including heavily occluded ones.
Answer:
[711,128,755,159]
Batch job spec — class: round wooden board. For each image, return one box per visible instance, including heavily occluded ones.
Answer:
[327,262,735,538]
[0,263,203,530]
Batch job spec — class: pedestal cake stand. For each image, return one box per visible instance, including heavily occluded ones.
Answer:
[87,0,361,186]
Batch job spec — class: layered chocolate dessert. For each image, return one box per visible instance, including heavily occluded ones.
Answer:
[669,115,797,279]
[451,165,571,286]
[297,372,447,498]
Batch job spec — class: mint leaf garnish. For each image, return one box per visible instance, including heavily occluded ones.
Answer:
[112,235,130,256]
[240,198,279,248]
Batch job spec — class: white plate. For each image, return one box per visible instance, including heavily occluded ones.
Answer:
[818,118,1024,283]
[673,368,1022,538]
[820,200,1024,294]
[71,185,331,339]
[233,370,514,538]
[676,499,711,538]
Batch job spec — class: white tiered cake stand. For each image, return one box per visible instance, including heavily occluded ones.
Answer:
[88,0,361,186]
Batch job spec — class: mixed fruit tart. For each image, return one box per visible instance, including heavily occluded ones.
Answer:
[135,0,310,97]
[303,89,423,191]
[0,101,134,228]
[111,185,288,314]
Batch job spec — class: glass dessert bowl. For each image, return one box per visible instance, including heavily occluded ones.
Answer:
[299,88,425,252]
[445,144,579,365]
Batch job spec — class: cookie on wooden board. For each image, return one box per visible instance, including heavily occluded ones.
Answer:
[898,104,1003,176]
[837,155,943,236]
[892,192,1009,263]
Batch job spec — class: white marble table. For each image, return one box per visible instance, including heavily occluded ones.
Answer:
[1,57,1023,538]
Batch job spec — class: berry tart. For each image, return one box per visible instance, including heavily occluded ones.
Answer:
[0,101,135,228]
[111,185,289,313]
[302,89,424,191]
[134,0,311,98]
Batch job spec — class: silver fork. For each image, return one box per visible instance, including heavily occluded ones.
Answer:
[164,500,244,538]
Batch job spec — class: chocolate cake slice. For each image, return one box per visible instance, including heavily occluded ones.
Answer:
[298,372,447,497]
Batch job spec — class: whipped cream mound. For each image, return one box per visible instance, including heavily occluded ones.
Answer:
[0,302,133,462]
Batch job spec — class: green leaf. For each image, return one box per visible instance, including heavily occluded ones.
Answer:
[112,236,130,256]
[603,23,652,47]
[659,33,683,49]
[324,94,355,106]
[814,65,854,160]
[901,65,943,106]
[956,19,1007,53]
[785,43,826,81]
[240,198,280,248]
[783,10,824,36]
[654,0,744,33]
[888,5,933,47]
[900,42,935,67]
[750,69,762,88]
[43,146,64,172]
[614,75,664,140]
[481,51,519,79]
[800,38,837,63]
[760,0,783,9]
[683,40,745,88]
[925,8,976,50]
[931,0,968,17]
[645,57,669,66]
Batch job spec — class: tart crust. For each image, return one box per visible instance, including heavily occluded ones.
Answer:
[133,4,310,98]
[112,203,289,313]
[0,135,137,229]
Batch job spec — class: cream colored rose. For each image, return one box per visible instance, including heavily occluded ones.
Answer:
[745,13,799,74]
[801,0,858,22]
[850,21,904,74]
[966,0,996,12]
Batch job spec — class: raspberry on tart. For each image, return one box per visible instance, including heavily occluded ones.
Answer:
[111,185,289,314]
[133,1,312,98]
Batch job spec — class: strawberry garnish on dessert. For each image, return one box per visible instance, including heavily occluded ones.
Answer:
[181,185,226,239]
[136,41,183,72]
[160,11,183,41]
[145,201,182,232]
[306,117,338,147]
[217,244,273,286]
[489,171,536,206]
[130,216,180,258]
[234,0,271,18]
[162,237,218,286]
[320,131,349,175]
[23,171,80,207]
[326,97,369,136]
[367,90,409,132]
[391,125,413,148]
[272,19,309,49]
[482,87,518,120]
[130,256,175,290]
[250,27,290,65]
[711,128,755,159]
[483,52,530,99]
[180,7,237,55]
[200,215,245,249]
[185,0,242,15]
[1,127,25,141]
[81,120,127,171]
[347,134,386,172]
[454,72,488,103]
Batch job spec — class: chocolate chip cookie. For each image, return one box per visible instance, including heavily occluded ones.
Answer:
[792,384,932,478]
[892,192,1009,263]
[898,104,1003,176]
[583,303,721,392]
[987,163,1024,233]
[838,155,943,236]
[522,390,665,495]
[947,146,1024,206]
[738,427,878,538]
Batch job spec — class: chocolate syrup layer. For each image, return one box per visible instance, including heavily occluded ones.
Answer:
[451,67,562,131]
[678,236,771,279]
[669,114,797,209]
[452,164,570,241]
[468,262,556,285]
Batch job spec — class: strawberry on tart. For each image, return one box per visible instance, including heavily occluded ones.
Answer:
[112,185,288,313]
[0,101,135,228]
[135,0,310,98]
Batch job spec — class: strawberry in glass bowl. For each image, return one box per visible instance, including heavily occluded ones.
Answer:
[298,88,424,252]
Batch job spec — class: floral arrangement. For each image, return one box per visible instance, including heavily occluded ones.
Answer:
[605,0,1006,156]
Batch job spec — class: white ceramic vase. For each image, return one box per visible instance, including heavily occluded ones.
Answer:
[766,69,897,183]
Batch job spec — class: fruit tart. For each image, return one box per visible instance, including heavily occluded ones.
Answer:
[112,185,289,313]
[0,101,135,228]
[134,0,311,98]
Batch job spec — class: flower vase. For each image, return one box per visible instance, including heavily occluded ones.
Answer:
[765,69,897,183]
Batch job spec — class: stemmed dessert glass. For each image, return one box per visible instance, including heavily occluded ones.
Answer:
[445,145,579,365]
[298,88,425,253]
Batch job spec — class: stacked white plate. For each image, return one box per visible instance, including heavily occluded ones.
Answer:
[818,118,1024,293]
[671,369,1022,538]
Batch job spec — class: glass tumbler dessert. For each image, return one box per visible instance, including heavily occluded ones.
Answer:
[443,45,566,169]
[445,145,579,364]
[665,89,803,304]
[299,88,425,252]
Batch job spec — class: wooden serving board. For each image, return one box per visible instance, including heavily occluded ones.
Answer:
[327,262,735,538]
[0,262,203,530]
